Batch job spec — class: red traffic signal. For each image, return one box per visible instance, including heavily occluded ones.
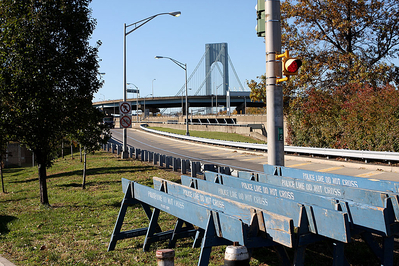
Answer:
[283,58,302,75]
[276,51,302,83]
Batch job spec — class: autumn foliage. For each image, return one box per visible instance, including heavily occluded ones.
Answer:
[287,84,399,152]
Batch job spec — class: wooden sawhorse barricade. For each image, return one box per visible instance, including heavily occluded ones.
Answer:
[108,165,399,265]
[108,178,295,265]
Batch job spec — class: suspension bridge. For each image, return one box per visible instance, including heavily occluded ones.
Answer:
[175,42,247,97]
[94,43,264,116]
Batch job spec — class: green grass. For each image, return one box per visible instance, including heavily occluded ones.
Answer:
[0,150,390,265]
[148,126,266,144]
[0,151,280,266]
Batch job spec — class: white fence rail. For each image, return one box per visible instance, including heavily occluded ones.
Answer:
[141,125,399,162]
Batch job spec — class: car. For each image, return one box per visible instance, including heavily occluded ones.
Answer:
[102,117,114,128]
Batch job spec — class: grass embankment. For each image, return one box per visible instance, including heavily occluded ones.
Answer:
[0,151,278,266]
[148,126,266,144]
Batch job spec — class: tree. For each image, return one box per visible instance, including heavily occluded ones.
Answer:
[249,0,399,104]
[71,107,110,189]
[281,0,399,94]
[0,0,105,205]
[248,75,266,105]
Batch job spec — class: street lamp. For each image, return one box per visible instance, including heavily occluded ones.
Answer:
[121,11,181,159]
[152,79,156,98]
[143,93,152,120]
[155,56,189,136]
[127,83,140,122]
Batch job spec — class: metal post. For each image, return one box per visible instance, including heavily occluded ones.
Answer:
[185,63,189,136]
[122,23,128,159]
[152,79,156,98]
[121,11,181,159]
[266,0,284,166]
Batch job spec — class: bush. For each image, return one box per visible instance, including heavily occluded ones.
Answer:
[287,84,399,151]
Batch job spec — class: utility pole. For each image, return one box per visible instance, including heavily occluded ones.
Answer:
[265,0,284,166]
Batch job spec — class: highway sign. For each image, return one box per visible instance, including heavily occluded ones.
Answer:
[120,115,132,128]
[127,89,139,94]
[119,102,131,114]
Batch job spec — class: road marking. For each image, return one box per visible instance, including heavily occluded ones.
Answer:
[356,172,383,178]
[188,147,205,150]
[227,154,248,158]
[288,162,312,168]
[242,157,264,161]
[317,167,344,172]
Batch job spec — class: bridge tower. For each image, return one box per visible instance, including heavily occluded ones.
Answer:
[205,43,229,96]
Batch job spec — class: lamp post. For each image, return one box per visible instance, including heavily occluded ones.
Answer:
[143,93,152,120]
[121,11,181,159]
[155,56,189,136]
[127,83,140,122]
[152,79,156,98]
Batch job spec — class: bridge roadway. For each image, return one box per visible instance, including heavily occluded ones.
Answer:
[111,128,399,181]
[94,94,265,115]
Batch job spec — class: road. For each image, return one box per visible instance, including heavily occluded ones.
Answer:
[111,128,399,182]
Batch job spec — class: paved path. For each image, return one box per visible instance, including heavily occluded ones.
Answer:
[0,256,16,266]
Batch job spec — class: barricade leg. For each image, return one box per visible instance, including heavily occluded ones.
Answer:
[362,232,394,266]
[168,219,196,248]
[198,215,216,266]
[198,211,231,266]
[108,197,130,251]
[332,241,346,266]
[382,236,394,266]
[193,229,204,248]
[108,185,138,251]
[108,181,162,252]
[273,245,291,266]
[143,208,161,251]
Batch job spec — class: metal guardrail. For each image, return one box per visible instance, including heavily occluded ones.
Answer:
[140,124,399,162]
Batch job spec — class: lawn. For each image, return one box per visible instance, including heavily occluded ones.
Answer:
[0,149,389,265]
[148,126,266,144]
[0,150,279,266]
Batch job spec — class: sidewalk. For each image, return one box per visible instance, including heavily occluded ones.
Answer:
[0,256,16,266]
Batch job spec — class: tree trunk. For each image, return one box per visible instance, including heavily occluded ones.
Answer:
[80,145,82,163]
[82,147,87,189]
[1,158,5,193]
[37,156,50,205]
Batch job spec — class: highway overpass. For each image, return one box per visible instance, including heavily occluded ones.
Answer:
[93,93,265,116]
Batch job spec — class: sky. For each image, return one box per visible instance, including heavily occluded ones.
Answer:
[89,0,266,102]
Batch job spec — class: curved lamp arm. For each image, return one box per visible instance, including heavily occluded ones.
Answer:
[126,11,181,36]
[155,56,186,70]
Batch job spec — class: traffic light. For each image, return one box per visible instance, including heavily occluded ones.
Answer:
[276,50,302,83]
[256,0,265,37]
